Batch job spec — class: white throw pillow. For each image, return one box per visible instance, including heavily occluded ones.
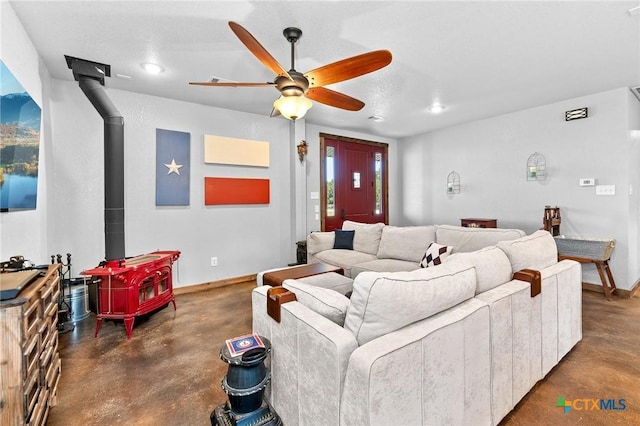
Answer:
[344,263,476,345]
[419,242,453,268]
[435,224,526,253]
[496,230,558,273]
[342,221,385,255]
[282,279,350,326]
[377,225,438,263]
[444,245,513,294]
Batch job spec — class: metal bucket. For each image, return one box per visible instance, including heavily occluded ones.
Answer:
[64,280,91,322]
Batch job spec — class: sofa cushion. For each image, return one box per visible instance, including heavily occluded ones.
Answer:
[342,221,385,255]
[497,230,558,273]
[297,272,354,295]
[344,263,477,345]
[419,242,453,268]
[314,250,378,278]
[435,225,526,253]
[376,225,438,263]
[307,231,335,256]
[333,230,355,250]
[283,279,351,326]
[444,245,513,294]
[350,259,421,278]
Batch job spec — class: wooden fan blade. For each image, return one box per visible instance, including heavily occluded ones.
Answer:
[306,87,364,111]
[189,81,275,87]
[229,21,293,81]
[305,50,392,88]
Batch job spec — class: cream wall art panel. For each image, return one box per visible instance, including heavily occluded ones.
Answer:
[204,134,270,167]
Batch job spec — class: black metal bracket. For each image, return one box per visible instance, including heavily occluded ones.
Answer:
[65,55,111,85]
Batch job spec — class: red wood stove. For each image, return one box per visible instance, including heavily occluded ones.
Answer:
[82,250,180,339]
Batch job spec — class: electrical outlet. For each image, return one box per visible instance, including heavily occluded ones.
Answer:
[210,256,218,267]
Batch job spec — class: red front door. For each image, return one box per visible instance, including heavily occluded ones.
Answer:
[321,136,387,231]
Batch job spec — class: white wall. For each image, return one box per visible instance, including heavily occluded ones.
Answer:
[303,123,399,233]
[0,0,51,264]
[48,80,292,287]
[627,90,640,289]
[399,88,640,290]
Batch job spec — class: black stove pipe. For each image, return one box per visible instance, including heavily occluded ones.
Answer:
[79,77,125,261]
[66,56,125,261]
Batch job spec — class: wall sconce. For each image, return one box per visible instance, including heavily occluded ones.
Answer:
[296,140,308,162]
[527,152,546,181]
[447,171,460,194]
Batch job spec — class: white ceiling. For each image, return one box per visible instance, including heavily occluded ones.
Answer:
[8,0,640,139]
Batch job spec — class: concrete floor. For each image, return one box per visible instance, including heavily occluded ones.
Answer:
[501,290,640,426]
[48,282,254,426]
[48,284,639,426]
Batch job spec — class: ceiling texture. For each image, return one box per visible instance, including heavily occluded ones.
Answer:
[7,0,640,138]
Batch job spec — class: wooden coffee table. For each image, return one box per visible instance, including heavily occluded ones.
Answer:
[262,263,344,287]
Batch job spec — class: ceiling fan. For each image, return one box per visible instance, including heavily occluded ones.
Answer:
[189,21,392,120]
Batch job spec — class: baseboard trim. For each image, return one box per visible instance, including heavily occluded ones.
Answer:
[581,281,638,298]
[174,274,257,295]
[630,278,640,298]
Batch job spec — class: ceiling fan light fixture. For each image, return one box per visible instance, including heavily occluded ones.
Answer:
[273,95,312,120]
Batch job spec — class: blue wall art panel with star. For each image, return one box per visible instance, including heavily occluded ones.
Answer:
[156,128,190,206]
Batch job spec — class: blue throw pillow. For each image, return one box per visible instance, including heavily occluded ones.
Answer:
[333,230,355,250]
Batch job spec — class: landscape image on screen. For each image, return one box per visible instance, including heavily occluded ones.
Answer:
[0,60,41,211]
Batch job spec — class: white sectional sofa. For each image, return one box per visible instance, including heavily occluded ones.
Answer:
[307,221,526,278]
[252,227,582,426]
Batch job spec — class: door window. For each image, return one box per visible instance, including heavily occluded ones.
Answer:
[326,146,335,217]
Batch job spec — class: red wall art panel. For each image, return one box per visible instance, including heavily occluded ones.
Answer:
[204,177,270,205]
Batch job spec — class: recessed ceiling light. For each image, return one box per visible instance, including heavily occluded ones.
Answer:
[141,62,164,74]
[428,104,446,114]
[368,115,384,122]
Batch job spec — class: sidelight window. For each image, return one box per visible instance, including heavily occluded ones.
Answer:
[375,152,382,214]
[326,146,335,217]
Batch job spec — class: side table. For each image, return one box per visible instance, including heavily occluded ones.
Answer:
[558,256,617,299]
[461,218,497,228]
[211,335,281,426]
[555,236,616,299]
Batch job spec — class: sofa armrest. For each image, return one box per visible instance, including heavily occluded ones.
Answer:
[307,231,335,262]
[252,286,358,426]
[513,268,542,297]
[341,298,492,426]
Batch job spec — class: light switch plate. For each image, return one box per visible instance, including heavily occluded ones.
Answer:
[310,191,319,200]
[596,185,615,195]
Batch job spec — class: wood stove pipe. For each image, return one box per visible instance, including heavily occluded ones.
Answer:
[65,56,125,261]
